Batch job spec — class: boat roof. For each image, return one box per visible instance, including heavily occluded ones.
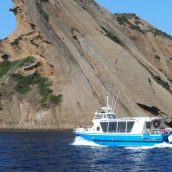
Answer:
[93,114,162,122]
[116,117,162,120]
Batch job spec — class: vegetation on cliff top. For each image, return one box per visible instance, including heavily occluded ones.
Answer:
[115,13,172,40]
[147,28,172,40]
[116,13,145,34]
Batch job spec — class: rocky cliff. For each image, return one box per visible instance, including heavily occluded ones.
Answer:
[0,0,172,129]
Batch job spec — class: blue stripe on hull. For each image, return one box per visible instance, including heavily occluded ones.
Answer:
[75,132,170,147]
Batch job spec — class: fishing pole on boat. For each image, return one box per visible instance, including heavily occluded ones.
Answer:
[112,89,121,111]
[111,89,116,110]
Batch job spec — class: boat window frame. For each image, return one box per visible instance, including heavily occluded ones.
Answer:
[100,120,135,133]
[107,114,115,119]
[103,114,107,119]
[126,121,135,133]
[146,121,152,129]
[94,114,103,120]
[108,121,117,133]
[117,121,127,133]
[100,122,108,132]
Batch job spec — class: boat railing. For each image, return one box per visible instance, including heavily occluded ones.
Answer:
[143,129,164,135]
[165,128,172,134]
[73,127,91,133]
[151,129,164,134]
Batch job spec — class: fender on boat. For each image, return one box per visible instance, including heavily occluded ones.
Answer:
[168,135,172,143]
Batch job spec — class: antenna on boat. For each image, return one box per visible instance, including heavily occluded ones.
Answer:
[112,89,121,111]
[106,91,109,107]
[111,89,116,109]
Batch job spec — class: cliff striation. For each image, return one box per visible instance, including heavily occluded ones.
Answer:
[0,0,172,129]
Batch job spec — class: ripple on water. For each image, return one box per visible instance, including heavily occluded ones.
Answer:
[0,132,172,171]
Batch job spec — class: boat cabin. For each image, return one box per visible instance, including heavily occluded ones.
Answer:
[92,115,164,135]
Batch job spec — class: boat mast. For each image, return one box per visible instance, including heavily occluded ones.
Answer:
[113,89,121,111]
[106,95,109,107]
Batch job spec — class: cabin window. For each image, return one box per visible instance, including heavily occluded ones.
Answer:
[107,114,115,119]
[108,122,117,132]
[146,122,151,129]
[126,121,134,133]
[100,122,108,132]
[117,122,126,133]
[104,114,107,118]
[95,114,103,119]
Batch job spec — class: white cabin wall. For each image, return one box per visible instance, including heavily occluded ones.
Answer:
[130,119,145,134]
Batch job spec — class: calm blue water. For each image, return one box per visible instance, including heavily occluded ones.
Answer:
[0,131,172,171]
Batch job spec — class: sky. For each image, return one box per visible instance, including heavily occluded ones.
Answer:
[0,0,16,39]
[0,0,171,39]
[96,0,172,36]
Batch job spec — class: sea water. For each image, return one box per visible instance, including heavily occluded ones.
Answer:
[0,131,172,171]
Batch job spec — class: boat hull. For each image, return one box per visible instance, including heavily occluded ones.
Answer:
[74,132,171,147]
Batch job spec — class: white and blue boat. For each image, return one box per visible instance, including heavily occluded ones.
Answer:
[74,97,172,147]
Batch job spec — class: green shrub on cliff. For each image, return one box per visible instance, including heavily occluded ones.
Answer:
[49,94,62,104]
[0,56,34,78]
[0,55,62,106]
[36,0,49,22]
[116,14,145,34]
[0,61,17,78]
[11,73,62,106]
[153,76,170,90]
[0,92,2,110]
[154,55,161,60]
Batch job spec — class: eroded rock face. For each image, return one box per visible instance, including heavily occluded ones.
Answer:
[0,0,172,129]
